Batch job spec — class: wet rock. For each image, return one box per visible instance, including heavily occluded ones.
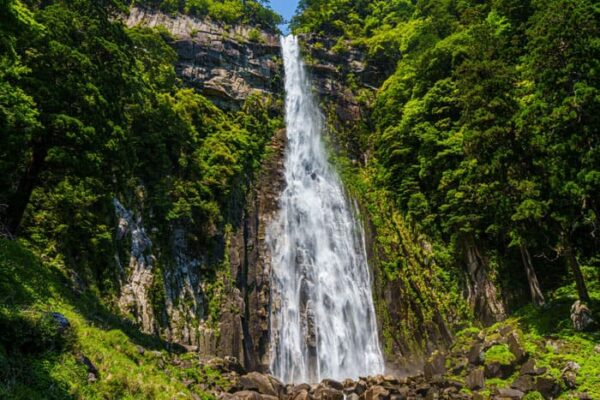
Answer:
[495,388,525,399]
[520,359,547,376]
[232,390,263,400]
[313,386,344,400]
[561,361,580,389]
[321,379,344,391]
[239,372,278,396]
[466,367,485,390]
[570,301,594,332]
[424,351,446,380]
[292,383,312,394]
[365,385,390,400]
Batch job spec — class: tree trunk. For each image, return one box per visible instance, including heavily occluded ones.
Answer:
[462,235,506,325]
[519,245,546,307]
[565,243,590,302]
[5,143,47,236]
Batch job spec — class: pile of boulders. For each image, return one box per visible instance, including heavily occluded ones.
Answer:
[204,322,592,400]
[222,372,473,400]
[425,323,591,400]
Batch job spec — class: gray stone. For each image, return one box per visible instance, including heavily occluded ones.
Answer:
[468,343,484,365]
[239,373,277,397]
[495,388,525,399]
[561,361,580,389]
[231,391,262,400]
[520,359,547,376]
[507,332,526,362]
[571,301,594,332]
[511,375,535,393]
[321,379,344,391]
[313,387,344,400]
[535,376,560,398]
[466,367,485,390]
[424,351,446,380]
[365,385,390,400]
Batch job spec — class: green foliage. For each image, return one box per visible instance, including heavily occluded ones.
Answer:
[484,344,515,366]
[0,239,224,399]
[128,0,282,30]
[296,0,600,309]
[522,392,543,400]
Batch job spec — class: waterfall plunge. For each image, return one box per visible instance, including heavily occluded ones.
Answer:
[267,35,384,384]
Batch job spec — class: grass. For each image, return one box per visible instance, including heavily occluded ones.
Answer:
[0,239,223,399]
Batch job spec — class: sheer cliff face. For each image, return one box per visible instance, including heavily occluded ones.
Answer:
[114,7,284,371]
[126,7,282,110]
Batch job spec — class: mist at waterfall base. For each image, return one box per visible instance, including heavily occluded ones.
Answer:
[267,35,385,384]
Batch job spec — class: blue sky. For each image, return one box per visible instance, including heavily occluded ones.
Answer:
[269,0,300,33]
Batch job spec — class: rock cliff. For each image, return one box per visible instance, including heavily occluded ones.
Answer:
[113,7,285,369]
[126,7,283,110]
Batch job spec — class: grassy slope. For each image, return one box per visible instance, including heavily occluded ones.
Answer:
[0,239,228,399]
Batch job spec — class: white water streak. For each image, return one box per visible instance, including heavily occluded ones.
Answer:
[268,35,384,384]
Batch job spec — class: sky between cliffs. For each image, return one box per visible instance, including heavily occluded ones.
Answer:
[270,0,299,33]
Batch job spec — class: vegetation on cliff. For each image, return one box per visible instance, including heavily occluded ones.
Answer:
[1,0,280,396]
[293,0,599,396]
[295,0,599,318]
[128,0,282,30]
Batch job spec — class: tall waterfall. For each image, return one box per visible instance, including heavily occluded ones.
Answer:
[268,35,384,384]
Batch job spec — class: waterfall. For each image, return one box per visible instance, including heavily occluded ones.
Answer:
[267,35,384,384]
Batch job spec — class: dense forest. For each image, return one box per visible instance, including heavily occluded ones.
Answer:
[0,0,599,399]
[294,0,599,310]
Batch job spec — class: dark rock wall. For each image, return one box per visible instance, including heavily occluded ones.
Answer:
[116,7,285,369]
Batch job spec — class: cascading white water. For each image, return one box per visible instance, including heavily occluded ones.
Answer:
[267,35,384,384]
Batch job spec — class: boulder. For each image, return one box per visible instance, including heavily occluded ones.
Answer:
[466,367,485,390]
[535,376,560,399]
[232,391,262,400]
[424,351,446,380]
[507,333,526,362]
[511,375,535,393]
[239,372,278,396]
[224,356,246,375]
[365,385,390,400]
[292,390,311,400]
[520,359,546,376]
[468,343,484,365]
[495,388,525,399]
[267,376,286,397]
[485,362,514,379]
[561,361,580,389]
[570,301,594,332]
[321,379,344,391]
[312,387,344,400]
